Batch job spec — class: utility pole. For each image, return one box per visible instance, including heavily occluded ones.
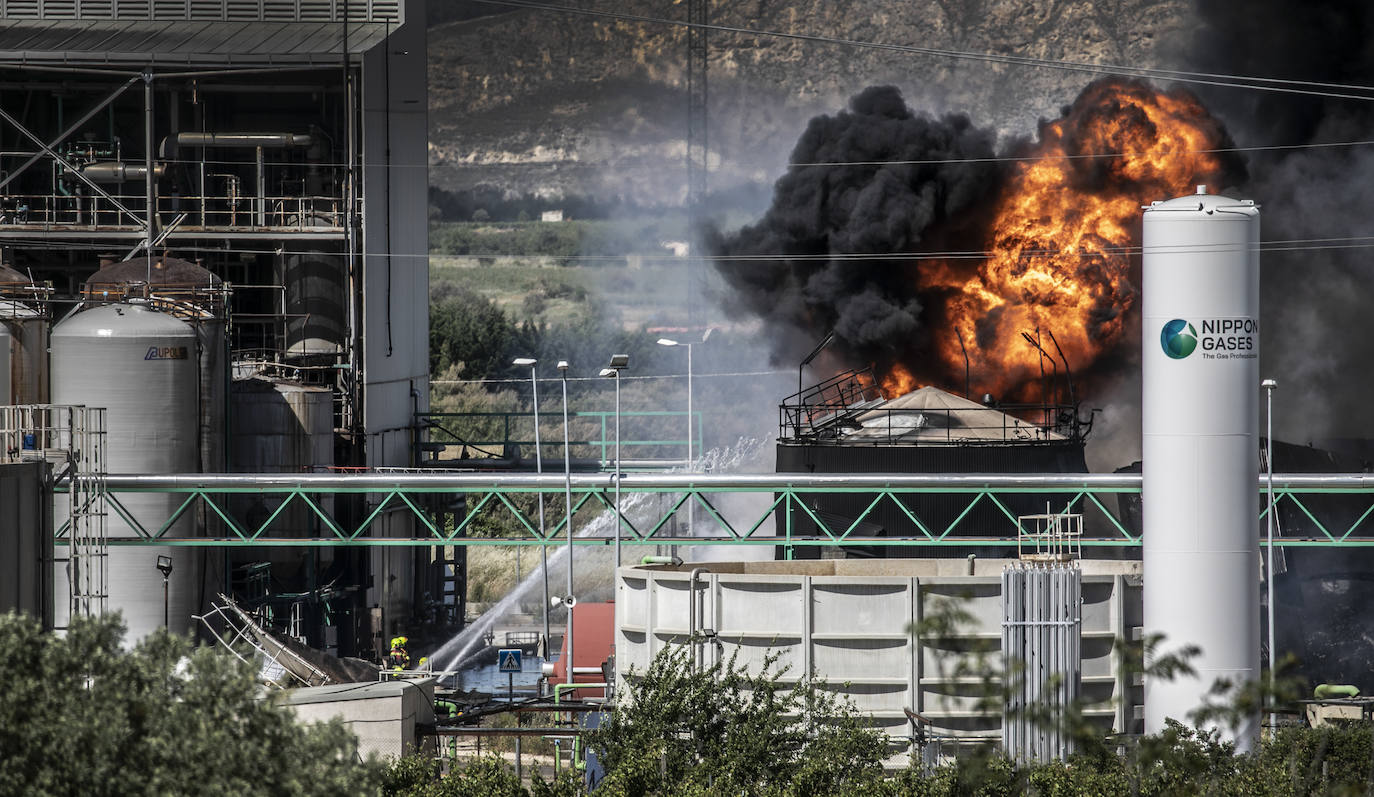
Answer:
[686,0,708,329]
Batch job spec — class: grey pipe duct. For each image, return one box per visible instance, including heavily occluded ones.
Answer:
[174,132,313,148]
[70,162,165,182]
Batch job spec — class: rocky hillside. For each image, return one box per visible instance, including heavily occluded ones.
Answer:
[427,0,1191,209]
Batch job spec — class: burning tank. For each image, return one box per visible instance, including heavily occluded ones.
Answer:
[777,368,1091,558]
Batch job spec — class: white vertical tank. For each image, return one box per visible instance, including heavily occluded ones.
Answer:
[1141,187,1260,747]
[51,302,202,640]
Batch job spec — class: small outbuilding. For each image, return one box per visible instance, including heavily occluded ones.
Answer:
[282,678,436,759]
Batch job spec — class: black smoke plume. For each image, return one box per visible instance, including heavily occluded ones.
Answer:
[1186,0,1374,692]
[707,85,1005,379]
[708,80,1242,399]
[1187,0,1374,441]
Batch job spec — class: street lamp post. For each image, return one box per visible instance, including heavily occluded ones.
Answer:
[558,360,574,687]
[1262,377,1278,731]
[155,555,173,630]
[657,338,694,536]
[513,357,551,648]
[600,355,629,569]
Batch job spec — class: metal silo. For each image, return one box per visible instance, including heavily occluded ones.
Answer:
[279,249,345,357]
[51,302,202,640]
[229,376,334,531]
[1141,187,1260,747]
[0,263,50,405]
[0,319,10,403]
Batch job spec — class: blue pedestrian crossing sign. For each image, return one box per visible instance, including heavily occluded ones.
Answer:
[498,648,522,673]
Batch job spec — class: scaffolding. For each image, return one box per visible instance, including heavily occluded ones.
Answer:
[1016,507,1084,562]
[0,404,108,621]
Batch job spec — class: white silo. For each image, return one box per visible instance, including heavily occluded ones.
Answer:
[51,302,202,640]
[85,255,228,474]
[1141,187,1260,746]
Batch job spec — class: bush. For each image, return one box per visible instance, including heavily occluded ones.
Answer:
[383,755,579,797]
[589,645,889,796]
[0,611,383,796]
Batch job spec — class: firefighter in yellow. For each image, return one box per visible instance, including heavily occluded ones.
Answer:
[388,636,411,671]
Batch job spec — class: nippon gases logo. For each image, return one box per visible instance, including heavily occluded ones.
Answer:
[1160,319,1197,359]
[1160,318,1257,361]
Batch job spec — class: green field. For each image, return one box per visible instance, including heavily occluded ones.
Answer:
[429,217,724,330]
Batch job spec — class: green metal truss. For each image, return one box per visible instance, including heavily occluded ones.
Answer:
[48,472,1374,552]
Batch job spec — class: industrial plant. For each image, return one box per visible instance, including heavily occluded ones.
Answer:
[4,0,1374,787]
[0,0,430,656]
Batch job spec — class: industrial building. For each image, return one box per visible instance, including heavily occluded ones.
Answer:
[0,0,431,656]
[0,12,1336,765]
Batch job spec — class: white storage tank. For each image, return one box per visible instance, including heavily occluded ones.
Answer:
[85,255,227,474]
[51,302,202,640]
[1141,187,1260,746]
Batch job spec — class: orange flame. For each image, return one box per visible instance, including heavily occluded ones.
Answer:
[880,363,918,398]
[902,80,1233,402]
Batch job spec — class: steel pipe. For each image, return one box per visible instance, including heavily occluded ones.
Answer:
[174,132,313,148]
[97,471,1374,492]
[71,162,165,182]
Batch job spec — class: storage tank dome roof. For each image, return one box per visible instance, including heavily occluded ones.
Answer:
[1144,189,1258,219]
[53,302,194,339]
[0,263,32,286]
[86,255,221,292]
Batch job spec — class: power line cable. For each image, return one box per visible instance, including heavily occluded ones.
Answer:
[12,235,1374,261]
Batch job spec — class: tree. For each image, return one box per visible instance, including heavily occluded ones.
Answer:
[429,288,516,378]
[382,755,579,797]
[588,645,889,796]
[0,611,384,796]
